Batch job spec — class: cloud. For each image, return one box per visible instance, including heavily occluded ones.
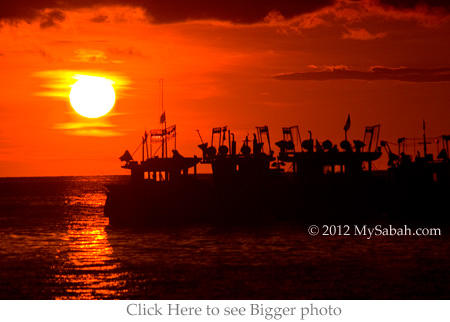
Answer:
[91,14,108,23]
[273,66,450,82]
[342,28,387,40]
[364,0,450,25]
[53,122,115,130]
[379,0,450,10]
[33,69,132,99]
[72,48,112,63]
[280,0,450,35]
[1,0,449,29]
[69,129,124,137]
[0,1,333,24]
[107,47,144,58]
[39,9,65,28]
[53,122,124,137]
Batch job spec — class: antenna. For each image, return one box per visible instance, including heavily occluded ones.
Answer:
[160,78,164,116]
[159,78,168,158]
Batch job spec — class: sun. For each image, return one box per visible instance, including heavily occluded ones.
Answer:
[69,76,116,118]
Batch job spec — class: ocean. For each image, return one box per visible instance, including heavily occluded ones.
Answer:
[0,176,449,300]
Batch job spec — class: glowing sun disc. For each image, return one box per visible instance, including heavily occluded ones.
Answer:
[70,76,116,118]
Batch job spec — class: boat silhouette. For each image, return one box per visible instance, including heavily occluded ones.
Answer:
[103,81,449,226]
[105,113,404,225]
[379,122,450,221]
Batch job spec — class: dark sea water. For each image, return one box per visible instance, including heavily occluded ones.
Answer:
[0,176,449,300]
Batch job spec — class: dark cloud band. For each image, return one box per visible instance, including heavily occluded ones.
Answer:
[0,0,334,23]
[379,0,450,9]
[2,0,449,24]
[273,67,450,82]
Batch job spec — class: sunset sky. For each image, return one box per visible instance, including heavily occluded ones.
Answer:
[1,0,449,177]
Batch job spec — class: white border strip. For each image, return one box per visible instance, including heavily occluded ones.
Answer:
[1,300,449,322]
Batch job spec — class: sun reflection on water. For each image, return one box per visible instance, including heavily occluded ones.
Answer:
[52,190,129,300]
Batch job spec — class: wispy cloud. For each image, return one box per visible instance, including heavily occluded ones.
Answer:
[33,69,132,99]
[72,48,123,64]
[70,129,124,137]
[107,47,144,58]
[91,14,108,23]
[53,122,115,130]
[342,28,387,40]
[269,0,450,37]
[273,66,450,82]
[53,122,125,137]
[39,9,65,29]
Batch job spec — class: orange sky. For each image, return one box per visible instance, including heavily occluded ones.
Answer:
[1,0,450,176]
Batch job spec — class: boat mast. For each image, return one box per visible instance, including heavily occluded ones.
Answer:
[160,78,167,158]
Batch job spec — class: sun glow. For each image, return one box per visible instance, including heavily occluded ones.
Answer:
[69,76,116,118]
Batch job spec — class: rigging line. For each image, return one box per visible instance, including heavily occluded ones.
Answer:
[131,141,143,157]
[132,131,152,157]
[152,143,162,157]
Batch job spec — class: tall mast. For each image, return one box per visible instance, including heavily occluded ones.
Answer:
[163,81,167,157]
[160,78,165,158]
[161,78,163,116]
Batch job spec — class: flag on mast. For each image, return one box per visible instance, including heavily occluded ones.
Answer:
[160,111,166,124]
[344,114,351,131]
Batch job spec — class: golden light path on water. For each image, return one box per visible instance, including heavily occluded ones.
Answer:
[52,188,128,300]
[1,176,449,300]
